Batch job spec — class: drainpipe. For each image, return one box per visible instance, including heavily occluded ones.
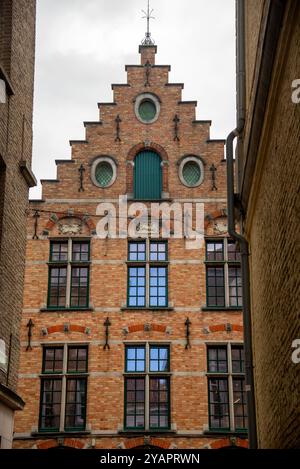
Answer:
[226,0,258,449]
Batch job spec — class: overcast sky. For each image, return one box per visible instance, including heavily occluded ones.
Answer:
[30,0,236,199]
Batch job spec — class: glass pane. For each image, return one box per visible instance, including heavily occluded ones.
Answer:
[51,242,68,262]
[233,378,247,429]
[70,267,89,308]
[128,241,146,261]
[136,348,145,360]
[138,100,156,122]
[206,241,224,261]
[149,377,169,429]
[128,267,145,307]
[72,242,89,261]
[228,240,241,261]
[67,347,87,372]
[182,161,201,186]
[232,346,244,373]
[125,378,145,429]
[229,266,243,307]
[95,161,113,187]
[40,379,62,430]
[49,267,67,308]
[150,361,159,371]
[208,378,230,429]
[136,415,144,428]
[206,266,225,307]
[125,347,145,372]
[43,347,63,373]
[150,267,167,307]
[150,242,167,261]
[127,348,136,359]
[150,346,169,372]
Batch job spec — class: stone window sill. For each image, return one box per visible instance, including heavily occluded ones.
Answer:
[121,307,174,312]
[201,307,242,312]
[40,307,94,312]
[32,430,91,437]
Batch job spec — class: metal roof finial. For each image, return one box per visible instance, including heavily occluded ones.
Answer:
[141,0,155,45]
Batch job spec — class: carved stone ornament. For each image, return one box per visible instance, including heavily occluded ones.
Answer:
[212,219,227,234]
[58,222,82,235]
[137,220,159,236]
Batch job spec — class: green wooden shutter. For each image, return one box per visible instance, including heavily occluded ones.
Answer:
[134,151,162,200]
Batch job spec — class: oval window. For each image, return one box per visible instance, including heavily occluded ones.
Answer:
[134,93,160,124]
[95,161,114,187]
[182,161,201,186]
[138,99,157,122]
[179,156,204,187]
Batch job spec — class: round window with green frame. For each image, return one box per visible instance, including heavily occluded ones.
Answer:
[91,156,117,189]
[178,156,204,188]
[134,93,160,124]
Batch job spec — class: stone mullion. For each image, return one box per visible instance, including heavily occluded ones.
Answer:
[59,344,68,432]
[224,238,229,307]
[66,238,72,308]
[146,239,150,307]
[145,343,150,430]
[227,343,235,432]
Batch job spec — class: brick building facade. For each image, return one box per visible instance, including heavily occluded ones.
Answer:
[232,0,300,448]
[13,43,247,450]
[0,0,36,448]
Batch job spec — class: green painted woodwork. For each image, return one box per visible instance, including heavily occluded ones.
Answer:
[134,150,162,200]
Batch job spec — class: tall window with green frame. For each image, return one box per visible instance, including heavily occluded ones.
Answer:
[48,240,90,309]
[39,345,88,432]
[127,240,168,308]
[207,343,247,432]
[124,344,170,430]
[205,239,242,308]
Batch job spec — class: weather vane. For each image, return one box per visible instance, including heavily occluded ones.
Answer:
[141,0,155,45]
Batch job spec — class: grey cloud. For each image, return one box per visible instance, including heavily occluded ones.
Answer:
[30,0,235,199]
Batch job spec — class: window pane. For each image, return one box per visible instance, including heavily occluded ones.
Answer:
[40,379,62,431]
[228,240,241,262]
[125,347,145,372]
[231,346,244,373]
[233,378,248,430]
[70,267,89,308]
[207,347,228,373]
[72,242,90,261]
[149,346,169,372]
[206,267,225,307]
[150,242,167,261]
[208,378,230,429]
[128,241,146,261]
[65,379,87,430]
[206,240,224,261]
[125,378,145,429]
[149,267,167,307]
[128,267,145,307]
[149,378,169,429]
[229,266,243,307]
[67,346,88,373]
[43,347,63,373]
[48,267,67,308]
[50,242,68,262]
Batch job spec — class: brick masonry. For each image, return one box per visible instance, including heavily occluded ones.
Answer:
[13,44,246,449]
[0,0,36,448]
[240,0,300,449]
